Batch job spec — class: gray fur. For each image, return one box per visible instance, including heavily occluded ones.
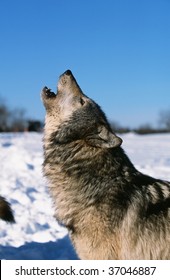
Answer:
[42,70,170,259]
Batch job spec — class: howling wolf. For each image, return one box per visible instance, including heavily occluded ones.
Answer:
[42,70,170,260]
[0,196,14,223]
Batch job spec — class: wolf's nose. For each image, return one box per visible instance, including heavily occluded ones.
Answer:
[64,69,72,76]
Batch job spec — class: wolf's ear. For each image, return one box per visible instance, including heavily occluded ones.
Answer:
[86,126,122,148]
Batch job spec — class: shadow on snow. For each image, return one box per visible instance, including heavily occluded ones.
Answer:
[0,235,78,260]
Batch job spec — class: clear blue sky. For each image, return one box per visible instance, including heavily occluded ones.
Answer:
[0,0,170,128]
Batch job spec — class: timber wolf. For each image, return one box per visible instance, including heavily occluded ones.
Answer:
[41,69,170,259]
[0,196,15,223]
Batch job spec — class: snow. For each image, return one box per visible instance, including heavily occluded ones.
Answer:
[0,132,170,259]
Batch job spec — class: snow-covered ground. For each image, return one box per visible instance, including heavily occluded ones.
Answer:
[0,132,170,259]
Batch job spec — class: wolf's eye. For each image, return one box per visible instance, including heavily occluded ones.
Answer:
[80,98,85,106]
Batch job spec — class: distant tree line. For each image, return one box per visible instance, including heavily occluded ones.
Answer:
[111,110,170,134]
[0,96,170,134]
[0,98,43,132]
[111,109,170,134]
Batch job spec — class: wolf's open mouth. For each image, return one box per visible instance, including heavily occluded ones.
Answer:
[43,87,56,98]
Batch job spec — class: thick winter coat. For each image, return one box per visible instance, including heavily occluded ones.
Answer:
[42,70,170,259]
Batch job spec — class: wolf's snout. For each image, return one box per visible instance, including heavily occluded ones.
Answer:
[58,69,82,97]
[59,69,73,83]
[63,69,72,76]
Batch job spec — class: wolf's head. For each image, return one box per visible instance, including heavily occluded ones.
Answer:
[41,70,122,148]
